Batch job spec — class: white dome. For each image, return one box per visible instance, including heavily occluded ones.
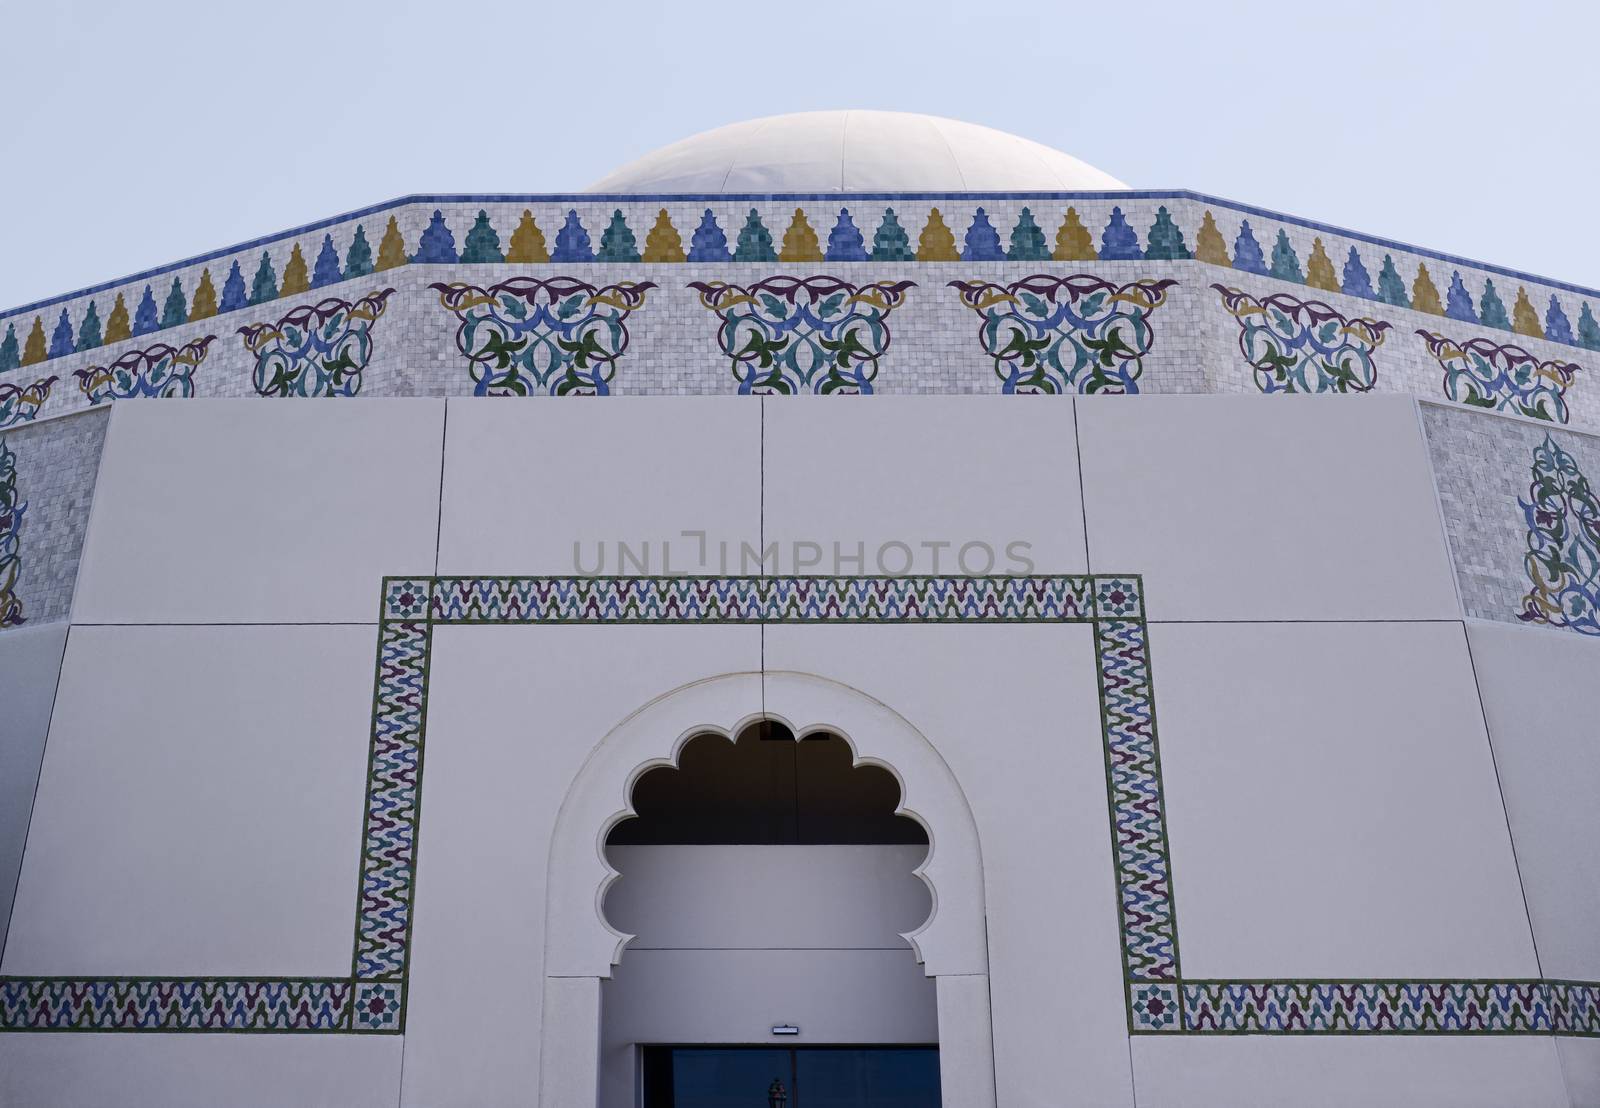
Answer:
[586,110,1127,193]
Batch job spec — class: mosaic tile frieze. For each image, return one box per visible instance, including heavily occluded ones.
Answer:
[8,197,1598,404]
[0,437,26,626]
[0,978,353,1032]
[0,375,55,429]
[948,274,1176,394]
[0,410,108,627]
[353,615,430,987]
[3,211,1599,427]
[239,288,395,398]
[1096,615,1179,994]
[1182,980,1572,1034]
[1423,403,1587,629]
[688,276,915,394]
[2,571,1596,1036]
[74,335,217,403]
[1213,284,1392,394]
[431,277,655,396]
[429,574,1096,624]
[1418,329,1578,423]
[1519,433,1600,635]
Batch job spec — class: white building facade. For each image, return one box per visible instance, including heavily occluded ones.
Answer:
[1,113,1598,1106]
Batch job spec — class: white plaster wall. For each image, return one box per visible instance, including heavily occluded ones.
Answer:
[1467,619,1600,1104]
[0,1035,403,1108]
[1467,619,1600,982]
[2,624,375,976]
[1130,1036,1569,1108]
[599,845,936,1107]
[402,625,762,1108]
[436,396,760,576]
[1151,620,1537,978]
[400,394,767,1105]
[0,622,66,962]
[1075,393,1461,621]
[5,395,1593,1106]
[762,396,1085,574]
[1558,1038,1600,1108]
[72,398,444,624]
[603,845,930,949]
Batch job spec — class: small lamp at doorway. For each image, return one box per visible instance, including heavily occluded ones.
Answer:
[768,1078,788,1107]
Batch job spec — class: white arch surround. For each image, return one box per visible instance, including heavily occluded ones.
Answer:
[538,669,995,1108]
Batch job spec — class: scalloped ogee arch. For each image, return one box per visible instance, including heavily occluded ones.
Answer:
[541,670,989,980]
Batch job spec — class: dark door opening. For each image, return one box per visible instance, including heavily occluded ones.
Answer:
[641,1045,940,1108]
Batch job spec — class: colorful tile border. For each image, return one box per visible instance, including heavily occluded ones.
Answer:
[0,978,353,1032]
[1182,980,1600,1035]
[6,192,1600,385]
[1,573,1594,1035]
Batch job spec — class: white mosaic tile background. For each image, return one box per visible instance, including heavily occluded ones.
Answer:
[3,407,109,626]
[1421,400,1600,629]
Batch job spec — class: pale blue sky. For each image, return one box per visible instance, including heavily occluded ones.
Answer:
[1,0,1594,310]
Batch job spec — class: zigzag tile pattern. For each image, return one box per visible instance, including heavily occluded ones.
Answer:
[1551,981,1600,1035]
[1096,613,1184,1032]
[764,575,1092,621]
[0,978,351,1031]
[432,575,1095,624]
[433,576,768,623]
[352,610,430,997]
[1183,981,1552,1033]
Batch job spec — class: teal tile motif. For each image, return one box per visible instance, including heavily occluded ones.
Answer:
[1143,207,1189,261]
[249,254,278,306]
[1006,208,1051,262]
[1417,331,1578,423]
[1519,434,1600,635]
[1481,281,1513,330]
[74,336,217,403]
[688,276,916,394]
[733,210,778,262]
[238,289,395,398]
[1132,982,1182,1031]
[430,277,657,396]
[1214,285,1392,393]
[949,275,1177,394]
[353,982,402,1032]
[0,376,56,429]
[75,302,102,352]
[0,437,23,627]
[459,212,504,265]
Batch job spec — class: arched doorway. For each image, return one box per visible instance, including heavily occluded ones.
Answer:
[601,719,936,1106]
[538,671,995,1107]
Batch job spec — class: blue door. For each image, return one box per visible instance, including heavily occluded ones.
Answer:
[642,1046,941,1107]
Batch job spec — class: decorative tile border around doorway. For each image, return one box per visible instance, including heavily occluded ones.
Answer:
[1,574,1595,1035]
